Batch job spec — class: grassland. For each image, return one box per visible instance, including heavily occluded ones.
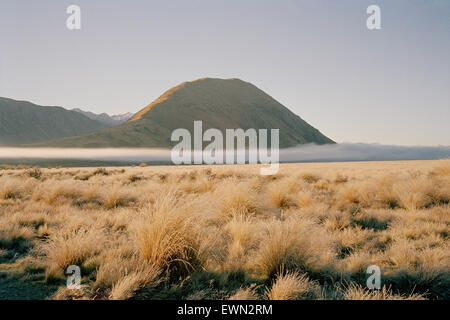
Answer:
[0,160,448,300]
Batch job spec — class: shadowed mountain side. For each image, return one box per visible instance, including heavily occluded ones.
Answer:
[34,119,173,148]
[35,78,334,148]
[0,97,109,146]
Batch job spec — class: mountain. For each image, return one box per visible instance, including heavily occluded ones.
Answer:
[72,108,132,126]
[0,97,109,146]
[111,112,134,122]
[36,78,335,148]
[72,108,119,126]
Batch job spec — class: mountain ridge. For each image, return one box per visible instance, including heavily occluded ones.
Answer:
[0,97,109,146]
[35,78,334,148]
[72,108,133,126]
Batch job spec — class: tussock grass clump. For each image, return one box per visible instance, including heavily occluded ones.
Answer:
[223,214,259,272]
[342,283,425,300]
[350,209,396,231]
[37,224,49,239]
[0,225,34,250]
[429,159,450,177]
[94,249,140,291]
[0,177,24,199]
[334,175,348,184]
[26,167,42,179]
[251,217,335,278]
[41,228,104,281]
[133,193,199,274]
[129,175,143,183]
[110,264,160,300]
[179,176,214,194]
[392,177,434,210]
[323,211,351,232]
[101,186,135,209]
[300,173,320,184]
[296,190,314,208]
[338,181,377,206]
[32,180,83,204]
[228,286,260,300]
[267,181,293,208]
[216,179,259,217]
[266,271,321,300]
[93,168,109,176]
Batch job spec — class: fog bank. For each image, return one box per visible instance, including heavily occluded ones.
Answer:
[0,143,448,164]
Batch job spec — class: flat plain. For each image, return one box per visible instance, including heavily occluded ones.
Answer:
[0,160,448,300]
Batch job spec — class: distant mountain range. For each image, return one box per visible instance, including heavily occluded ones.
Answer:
[0,78,334,148]
[111,112,134,122]
[0,97,111,146]
[72,108,133,126]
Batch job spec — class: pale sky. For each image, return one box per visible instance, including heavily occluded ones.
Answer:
[0,0,449,146]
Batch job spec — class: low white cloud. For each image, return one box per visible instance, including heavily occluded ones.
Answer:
[0,143,448,163]
[280,143,450,162]
[0,148,171,162]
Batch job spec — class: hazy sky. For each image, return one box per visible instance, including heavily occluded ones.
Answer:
[0,0,449,146]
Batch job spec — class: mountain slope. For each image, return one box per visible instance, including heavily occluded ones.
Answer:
[72,108,120,126]
[72,109,133,126]
[111,112,134,122]
[37,78,334,148]
[0,97,109,146]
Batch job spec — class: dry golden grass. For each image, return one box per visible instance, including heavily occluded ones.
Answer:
[110,264,160,300]
[0,160,448,300]
[341,283,425,300]
[133,193,199,272]
[228,287,260,300]
[0,177,25,200]
[266,271,321,300]
[250,217,335,278]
